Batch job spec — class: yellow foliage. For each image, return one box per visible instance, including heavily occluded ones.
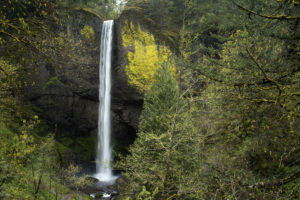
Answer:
[122,21,175,92]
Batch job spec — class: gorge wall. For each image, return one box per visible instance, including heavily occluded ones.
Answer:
[22,8,172,164]
[23,9,143,163]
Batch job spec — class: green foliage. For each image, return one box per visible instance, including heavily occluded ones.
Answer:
[120,0,300,199]
[124,0,185,44]
[0,1,97,198]
[136,186,158,200]
[117,63,200,199]
[0,0,94,84]
[0,58,20,124]
[1,0,299,199]
[0,117,70,199]
[61,164,93,192]
[177,0,300,198]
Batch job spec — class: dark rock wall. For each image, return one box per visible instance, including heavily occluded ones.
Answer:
[111,20,143,152]
[23,9,143,163]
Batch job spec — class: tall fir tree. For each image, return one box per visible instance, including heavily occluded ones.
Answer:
[116,63,201,199]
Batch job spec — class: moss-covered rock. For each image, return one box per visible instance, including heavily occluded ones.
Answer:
[55,135,97,164]
[80,25,95,42]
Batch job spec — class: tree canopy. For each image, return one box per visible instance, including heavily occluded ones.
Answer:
[118,0,300,199]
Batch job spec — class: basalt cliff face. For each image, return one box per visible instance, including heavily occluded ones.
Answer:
[23,9,143,163]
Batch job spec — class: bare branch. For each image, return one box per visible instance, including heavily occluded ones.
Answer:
[246,48,282,98]
[233,1,300,20]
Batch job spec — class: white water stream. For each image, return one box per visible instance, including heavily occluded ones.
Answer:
[94,20,116,183]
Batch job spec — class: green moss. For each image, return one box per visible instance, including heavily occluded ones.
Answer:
[46,75,61,86]
[80,25,95,42]
[73,136,97,162]
[56,135,97,163]
[42,75,62,91]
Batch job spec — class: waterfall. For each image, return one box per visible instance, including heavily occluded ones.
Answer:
[95,20,116,183]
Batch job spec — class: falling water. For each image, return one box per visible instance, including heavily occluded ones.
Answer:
[95,20,116,183]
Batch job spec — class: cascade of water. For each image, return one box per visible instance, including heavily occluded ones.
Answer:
[95,20,116,183]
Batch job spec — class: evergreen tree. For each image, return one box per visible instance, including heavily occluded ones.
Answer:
[117,63,200,199]
[179,0,300,198]
[125,0,300,198]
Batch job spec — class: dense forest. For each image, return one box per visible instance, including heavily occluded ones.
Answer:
[0,0,299,199]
